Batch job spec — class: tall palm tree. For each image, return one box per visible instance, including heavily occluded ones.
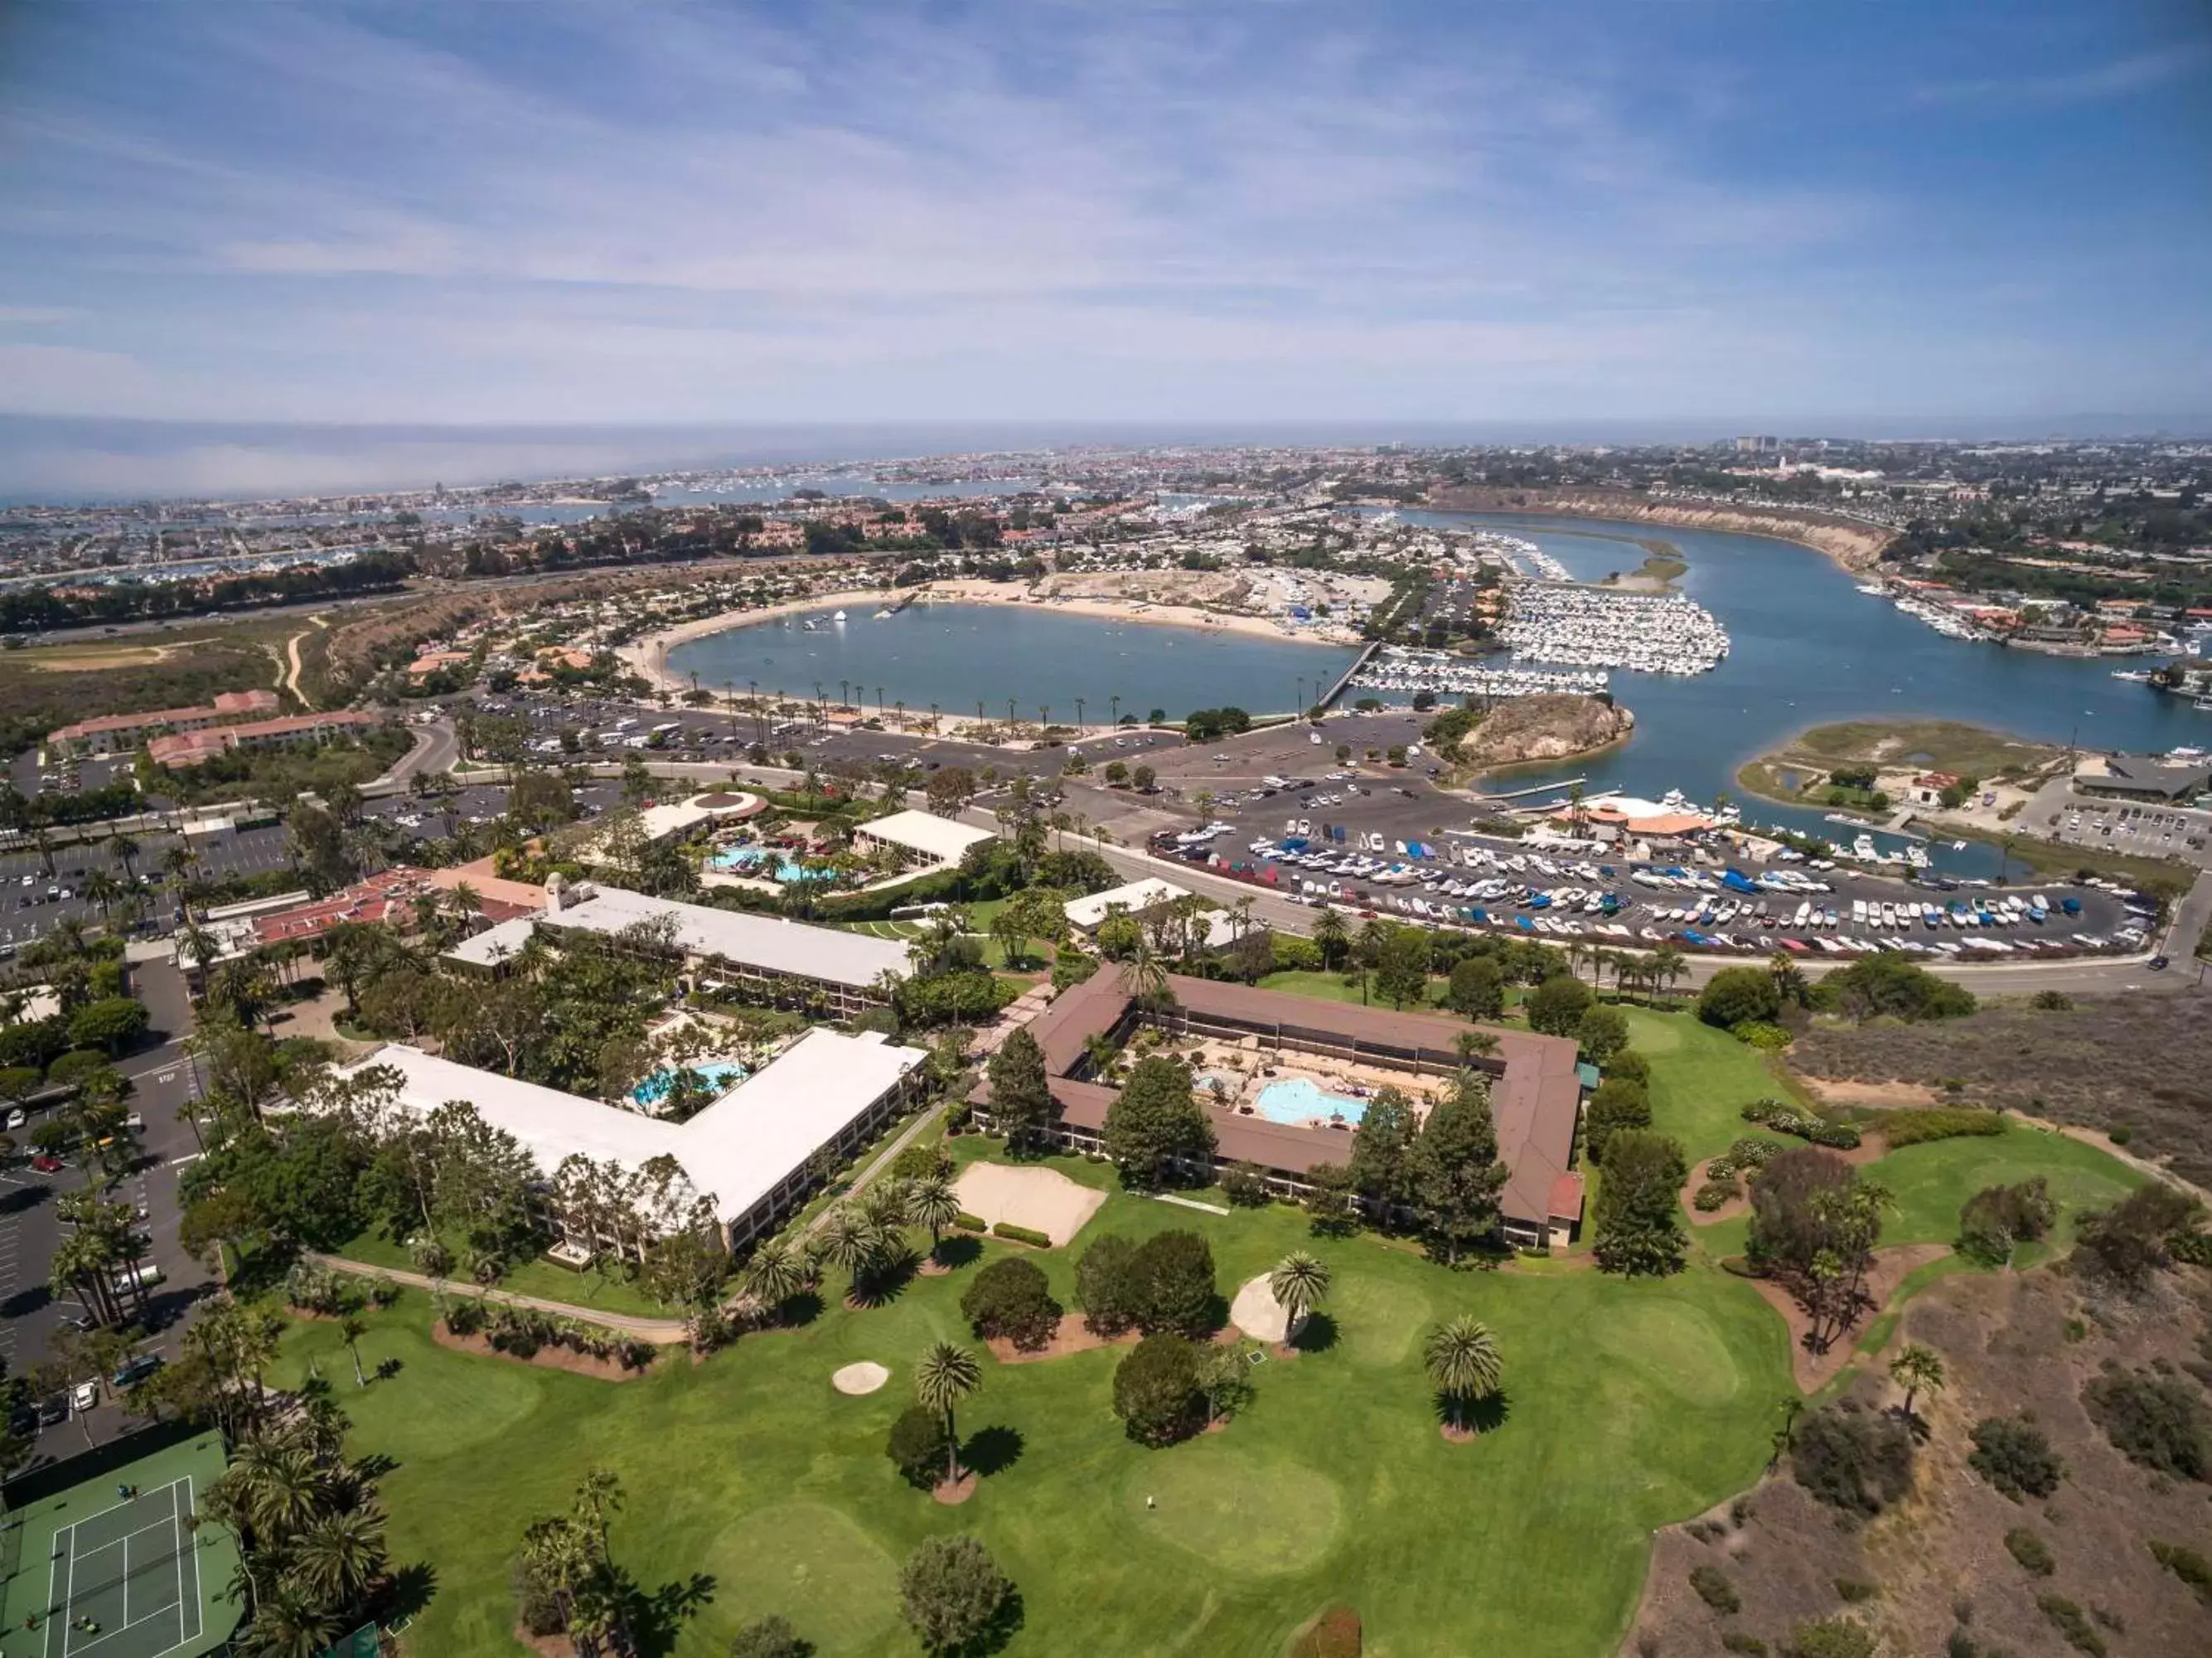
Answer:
[1314,906,1348,969]
[108,831,140,882]
[1889,1342,1945,1425]
[293,1502,389,1608]
[1423,1316,1503,1435]
[814,1205,884,1298]
[336,1314,369,1388]
[906,1176,962,1260]
[80,868,121,923]
[241,1584,345,1658]
[246,1443,332,1545]
[1124,937,1169,1006]
[1268,1251,1331,1342]
[740,1239,809,1318]
[912,1340,982,1487]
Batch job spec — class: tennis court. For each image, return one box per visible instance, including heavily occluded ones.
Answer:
[39,1479,201,1658]
[0,1434,238,1658]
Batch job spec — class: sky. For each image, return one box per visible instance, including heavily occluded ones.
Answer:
[2,0,2209,453]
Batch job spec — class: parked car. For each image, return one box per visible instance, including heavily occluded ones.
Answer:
[110,1354,162,1390]
[30,1153,64,1174]
[69,1381,98,1414]
[4,1108,23,1131]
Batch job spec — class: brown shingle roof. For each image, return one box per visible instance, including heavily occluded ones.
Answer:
[976,967,1584,1233]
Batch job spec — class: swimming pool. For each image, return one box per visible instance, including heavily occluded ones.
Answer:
[632,1060,748,1108]
[709,846,832,883]
[1253,1077,1367,1125]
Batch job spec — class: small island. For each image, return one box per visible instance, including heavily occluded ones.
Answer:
[1429,691,1635,773]
[1735,719,2063,816]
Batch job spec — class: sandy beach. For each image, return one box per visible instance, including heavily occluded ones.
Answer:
[619,578,1358,701]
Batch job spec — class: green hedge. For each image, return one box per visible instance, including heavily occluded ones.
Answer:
[991,1221,1053,1248]
[1878,1108,2007,1147]
[954,1211,988,1233]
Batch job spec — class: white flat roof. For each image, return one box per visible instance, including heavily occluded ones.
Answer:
[1064,878,1188,929]
[545,885,909,990]
[855,809,995,862]
[444,915,538,968]
[335,1026,927,1227]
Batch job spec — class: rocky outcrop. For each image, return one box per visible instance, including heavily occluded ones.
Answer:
[1425,487,1898,572]
[1458,694,1634,768]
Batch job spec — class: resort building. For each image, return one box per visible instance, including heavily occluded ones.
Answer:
[148,710,381,768]
[970,965,1586,1249]
[47,689,280,754]
[1062,878,1190,932]
[521,880,910,1013]
[850,808,996,872]
[2071,753,2212,805]
[330,1026,930,1253]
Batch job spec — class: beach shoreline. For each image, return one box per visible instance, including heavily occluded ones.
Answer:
[620,579,1359,700]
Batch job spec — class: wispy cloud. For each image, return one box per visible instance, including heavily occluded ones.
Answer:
[0,1,2202,428]
[1912,41,2210,108]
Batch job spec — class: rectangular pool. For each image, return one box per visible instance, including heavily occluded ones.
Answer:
[1253,1077,1368,1125]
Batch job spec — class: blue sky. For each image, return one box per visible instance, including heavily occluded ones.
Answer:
[2,0,2207,431]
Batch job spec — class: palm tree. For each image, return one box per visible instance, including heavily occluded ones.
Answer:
[1268,1251,1331,1343]
[575,1467,623,1569]
[1314,906,1348,969]
[336,1313,369,1388]
[80,868,121,923]
[242,1583,345,1658]
[1424,1316,1503,1435]
[1124,937,1169,1006]
[815,1205,884,1299]
[912,1340,982,1487]
[293,1502,388,1608]
[109,831,140,882]
[741,1239,810,1318]
[906,1176,961,1260]
[1889,1342,1945,1425]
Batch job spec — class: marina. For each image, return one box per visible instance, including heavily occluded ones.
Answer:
[1492,584,1729,675]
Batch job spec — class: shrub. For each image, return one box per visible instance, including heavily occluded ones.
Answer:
[2004,1527,2055,1575]
[1834,1579,1876,1602]
[1693,1180,1740,1212]
[1825,953,1977,1022]
[890,1143,954,1183]
[2035,1595,2106,1656]
[1968,1415,2063,1500]
[1732,1020,1793,1050]
[728,1614,808,1658]
[1791,1400,1914,1515]
[898,1535,1014,1655]
[2080,1366,2210,1479]
[953,1210,988,1233]
[1707,1137,1783,1180]
[959,1255,1061,1350]
[1785,1617,1875,1658]
[1721,1636,1768,1657]
[1076,1234,1142,1335]
[2148,1539,2212,1605]
[1112,1333,1203,1444]
[442,1296,487,1336]
[2030,989,2074,1011]
[1690,1564,1741,1614]
[1741,1097,1860,1150]
[990,1220,1053,1248]
[1608,1049,1651,1086]
[1880,1108,2006,1147]
[1220,1161,1271,1208]
[2073,1182,2207,1289]
[1700,967,1782,1030]
[888,1403,952,1488]
[1958,1178,2057,1267]
[1289,1606,1363,1658]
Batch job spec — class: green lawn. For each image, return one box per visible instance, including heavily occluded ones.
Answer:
[331,1229,683,1321]
[282,1176,1791,1658]
[1627,1009,1805,1166]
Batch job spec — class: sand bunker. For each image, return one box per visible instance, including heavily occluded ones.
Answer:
[952,1161,1106,1246]
[832,1362,890,1395]
[1230,1273,1290,1345]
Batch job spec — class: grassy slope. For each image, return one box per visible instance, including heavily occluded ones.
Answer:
[284,1183,1788,1658]
[332,1229,679,1321]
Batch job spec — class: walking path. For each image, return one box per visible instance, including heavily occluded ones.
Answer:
[302,1252,693,1343]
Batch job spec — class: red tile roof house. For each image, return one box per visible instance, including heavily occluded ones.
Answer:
[970,964,1586,1249]
[148,710,379,768]
[48,689,280,755]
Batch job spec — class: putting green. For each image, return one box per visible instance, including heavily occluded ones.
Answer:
[1124,1447,1343,1577]
[1585,1297,1742,1406]
[701,1502,901,1652]
[1624,1015,1684,1053]
[1329,1273,1436,1368]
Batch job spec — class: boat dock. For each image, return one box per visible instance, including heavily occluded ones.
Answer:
[1466,776,1586,803]
[1317,642,1379,711]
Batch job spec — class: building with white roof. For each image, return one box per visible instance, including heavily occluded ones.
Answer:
[851,809,996,870]
[332,1025,928,1252]
[1062,878,1189,932]
[535,882,909,1013]
[443,914,539,972]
